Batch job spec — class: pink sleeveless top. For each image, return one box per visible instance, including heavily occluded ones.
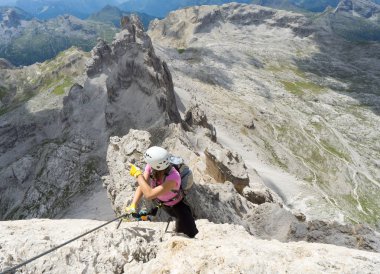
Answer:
[144,164,182,206]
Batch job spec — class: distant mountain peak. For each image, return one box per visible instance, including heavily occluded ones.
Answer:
[14,0,119,20]
[0,6,32,27]
[335,0,380,18]
[102,4,119,10]
[87,4,156,29]
[1,8,21,26]
[91,4,122,16]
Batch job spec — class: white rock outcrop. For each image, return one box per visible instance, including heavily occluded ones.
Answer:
[1,219,380,274]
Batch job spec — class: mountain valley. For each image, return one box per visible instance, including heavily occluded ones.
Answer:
[0,1,380,273]
[147,1,380,227]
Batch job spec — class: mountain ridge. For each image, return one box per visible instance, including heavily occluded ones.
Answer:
[87,5,156,30]
[14,0,119,20]
[334,0,380,19]
[0,7,118,66]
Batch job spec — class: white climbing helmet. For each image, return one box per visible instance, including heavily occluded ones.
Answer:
[144,146,170,171]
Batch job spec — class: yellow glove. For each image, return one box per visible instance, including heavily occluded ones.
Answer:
[125,203,136,214]
[129,163,142,178]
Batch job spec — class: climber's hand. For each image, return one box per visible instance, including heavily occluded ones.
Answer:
[128,163,142,178]
[125,203,136,214]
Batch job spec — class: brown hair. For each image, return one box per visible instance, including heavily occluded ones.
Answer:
[151,165,172,181]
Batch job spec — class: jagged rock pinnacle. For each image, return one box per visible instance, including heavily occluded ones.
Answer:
[1,16,181,220]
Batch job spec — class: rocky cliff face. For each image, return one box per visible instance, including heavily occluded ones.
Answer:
[0,15,180,220]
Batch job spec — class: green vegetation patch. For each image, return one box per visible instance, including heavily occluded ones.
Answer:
[311,121,323,131]
[309,148,325,166]
[240,127,249,136]
[177,48,186,54]
[43,50,76,73]
[52,78,73,95]
[267,65,325,96]
[280,80,304,96]
[342,193,380,226]
[338,171,380,227]
[267,65,307,79]
[281,80,324,96]
[266,65,283,73]
[275,125,287,135]
[320,140,351,162]
[40,76,59,91]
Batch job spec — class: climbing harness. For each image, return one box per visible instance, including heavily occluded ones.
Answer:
[116,206,160,228]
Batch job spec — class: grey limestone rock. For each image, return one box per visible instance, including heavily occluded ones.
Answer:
[204,142,249,193]
[289,220,380,252]
[242,186,274,205]
[0,15,181,220]
[245,202,299,241]
[184,104,216,141]
[2,219,380,274]
[103,129,152,214]
[85,39,112,77]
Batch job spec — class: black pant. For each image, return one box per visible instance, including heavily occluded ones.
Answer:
[163,199,198,238]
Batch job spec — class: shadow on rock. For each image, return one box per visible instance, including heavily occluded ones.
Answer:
[294,18,380,116]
